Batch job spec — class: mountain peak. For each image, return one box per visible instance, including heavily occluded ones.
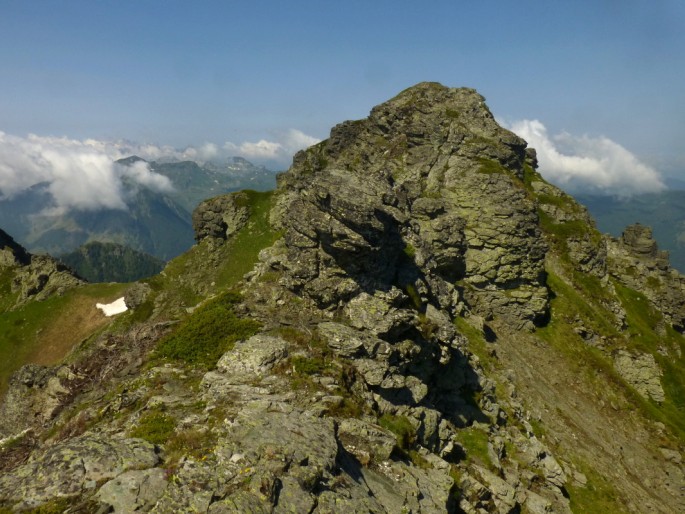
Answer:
[278,81,544,330]
[1,84,684,513]
[115,155,147,166]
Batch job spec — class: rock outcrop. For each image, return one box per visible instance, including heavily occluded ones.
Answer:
[1,83,684,513]
[192,191,251,242]
[0,228,83,307]
[608,223,685,331]
[271,82,548,330]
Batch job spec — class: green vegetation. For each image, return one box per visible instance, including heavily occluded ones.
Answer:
[0,282,129,396]
[612,281,685,434]
[476,157,506,175]
[539,271,685,440]
[166,427,216,461]
[153,291,260,369]
[140,190,279,317]
[291,355,328,376]
[521,162,539,189]
[454,316,493,370]
[379,413,416,450]
[402,243,416,260]
[129,410,176,445]
[567,460,628,514]
[454,426,493,468]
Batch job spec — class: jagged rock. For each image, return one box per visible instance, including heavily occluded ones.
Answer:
[97,468,168,512]
[614,350,666,403]
[271,82,549,328]
[317,321,379,358]
[192,191,251,241]
[215,335,288,376]
[622,224,661,259]
[360,460,456,513]
[124,281,152,309]
[0,364,76,438]
[607,223,685,332]
[337,418,396,465]
[524,490,554,513]
[345,290,417,339]
[10,253,83,305]
[0,435,160,510]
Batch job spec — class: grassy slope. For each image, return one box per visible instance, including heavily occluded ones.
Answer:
[0,190,279,397]
[456,169,685,512]
[0,282,130,396]
[136,190,279,320]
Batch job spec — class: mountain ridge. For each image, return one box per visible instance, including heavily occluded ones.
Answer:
[0,156,277,261]
[0,83,683,513]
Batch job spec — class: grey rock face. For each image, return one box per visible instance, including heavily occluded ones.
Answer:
[614,350,666,403]
[4,251,83,307]
[270,82,549,329]
[216,335,289,376]
[192,191,251,241]
[608,223,685,331]
[0,435,160,510]
[97,468,168,513]
[0,364,75,439]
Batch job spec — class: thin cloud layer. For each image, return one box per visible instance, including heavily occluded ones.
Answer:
[223,129,320,165]
[0,132,173,214]
[507,120,666,197]
[0,128,319,214]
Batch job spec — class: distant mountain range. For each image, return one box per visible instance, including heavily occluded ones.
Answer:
[578,188,685,273]
[0,156,277,261]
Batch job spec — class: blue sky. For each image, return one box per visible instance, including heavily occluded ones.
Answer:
[0,0,684,200]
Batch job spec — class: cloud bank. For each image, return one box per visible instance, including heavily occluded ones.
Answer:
[0,129,319,214]
[507,120,665,197]
[223,129,320,164]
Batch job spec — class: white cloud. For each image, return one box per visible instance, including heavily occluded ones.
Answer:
[223,129,320,166]
[119,160,174,193]
[507,120,666,197]
[0,128,320,214]
[0,132,174,214]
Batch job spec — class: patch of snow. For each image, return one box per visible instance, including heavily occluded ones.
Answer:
[96,297,128,317]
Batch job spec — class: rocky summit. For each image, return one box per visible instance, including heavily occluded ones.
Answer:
[0,82,684,513]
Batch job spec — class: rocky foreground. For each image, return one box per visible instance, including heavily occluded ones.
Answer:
[0,83,684,513]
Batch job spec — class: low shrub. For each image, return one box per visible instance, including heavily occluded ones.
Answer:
[130,410,176,445]
[153,291,260,369]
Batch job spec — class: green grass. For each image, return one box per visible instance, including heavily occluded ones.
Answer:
[567,460,628,514]
[522,163,539,189]
[611,281,685,435]
[539,271,685,441]
[378,413,416,450]
[454,426,493,469]
[454,316,493,370]
[130,410,176,445]
[0,282,129,397]
[0,267,19,312]
[476,157,506,175]
[291,355,328,376]
[153,291,261,369]
[139,190,279,319]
